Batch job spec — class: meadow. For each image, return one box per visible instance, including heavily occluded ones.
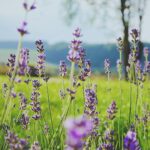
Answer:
[0,1,150,150]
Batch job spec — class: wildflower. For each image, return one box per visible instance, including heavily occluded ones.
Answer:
[59,89,66,100]
[30,80,41,120]
[17,21,28,36]
[107,101,117,120]
[31,141,41,150]
[64,116,93,150]
[117,37,124,51]
[18,92,28,110]
[124,130,141,150]
[143,47,149,58]
[67,28,85,67]
[35,40,46,76]
[104,59,111,74]
[84,88,99,136]
[24,79,31,84]
[73,28,82,38]
[97,143,113,150]
[144,61,150,73]
[7,54,16,79]
[43,76,50,82]
[78,60,91,81]
[20,113,29,129]
[66,88,76,100]
[5,131,28,150]
[18,48,29,75]
[23,1,36,12]
[59,60,67,77]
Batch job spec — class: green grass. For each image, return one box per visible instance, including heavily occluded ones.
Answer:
[0,75,149,149]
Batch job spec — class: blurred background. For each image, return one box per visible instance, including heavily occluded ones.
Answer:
[0,0,150,76]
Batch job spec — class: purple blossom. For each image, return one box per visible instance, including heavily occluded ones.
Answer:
[104,59,111,74]
[143,47,149,58]
[144,61,150,73]
[66,88,76,100]
[64,116,93,150]
[124,130,141,150]
[78,60,91,81]
[117,37,124,51]
[35,40,46,76]
[97,143,113,150]
[73,28,82,38]
[31,141,41,150]
[59,60,67,77]
[18,92,28,110]
[20,113,29,129]
[30,80,41,120]
[107,101,117,120]
[5,131,28,150]
[18,48,29,75]
[17,21,28,36]
[67,28,85,66]
[23,1,36,11]
[7,54,16,79]
[84,88,99,136]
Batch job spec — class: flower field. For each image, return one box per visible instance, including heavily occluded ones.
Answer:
[0,1,150,150]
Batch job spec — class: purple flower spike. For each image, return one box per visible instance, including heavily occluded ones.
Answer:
[124,130,141,150]
[107,101,117,120]
[30,3,36,10]
[67,28,85,67]
[23,1,36,11]
[5,131,28,150]
[17,21,28,36]
[35,40,46,76]
[18,48,29,75]
[73,28,82,38]
[59,60,67,77]
[31,141,41,150]
[117,37,124,51]
[64,116,93,150]
[104,59,111,74]
[143,47,149,58]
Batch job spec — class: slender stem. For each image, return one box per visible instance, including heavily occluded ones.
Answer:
[46,82,54,134]
[129,82,132,125]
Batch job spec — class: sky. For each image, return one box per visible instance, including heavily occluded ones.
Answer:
[0,0,150,44]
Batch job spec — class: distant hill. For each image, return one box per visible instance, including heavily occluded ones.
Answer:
[0,41,149,72]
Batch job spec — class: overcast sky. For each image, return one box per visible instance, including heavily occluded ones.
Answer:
[0,0,150,44]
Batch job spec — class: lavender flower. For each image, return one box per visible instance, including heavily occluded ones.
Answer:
[66,88,76,100]
[18,48,29,75]
[59,60,67,77]
[7,54,16,79]
[23,1,36,12]
[124,130,141,150]
[104,59,111,74]
[67,28,85,67]
[84,88,99,136]
[35,40,46,76]
[18,92,28,110]
[73,28,82,38]
[143,47,149,58]
[107,101,117,120]
[117,37,124,51]
[144,61,150,73]
[78,60,91,81]
[30,80,41,120]
[20,113,29,129]
[31,141,41,150]
[5,131,28,150]
[17,21,28,36]
[64,116,93,150]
